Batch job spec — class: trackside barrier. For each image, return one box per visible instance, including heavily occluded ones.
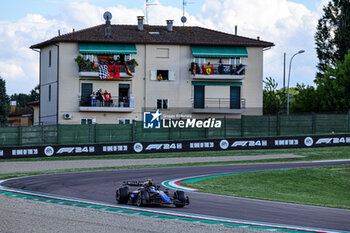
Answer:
[0,113,350,147]
[1,134,350,159]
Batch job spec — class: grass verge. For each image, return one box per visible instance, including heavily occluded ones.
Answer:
[0,146,350,162]
[185,164,350,209]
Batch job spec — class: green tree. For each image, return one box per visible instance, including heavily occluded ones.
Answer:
[0,77,9,125]
[315,0,350,82]
[10,85,39,109]
[290,84,318,113]
[317,49,350,112]
[263,77,286,115]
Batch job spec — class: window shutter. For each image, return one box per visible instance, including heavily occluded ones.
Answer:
[150,70,157,80]
[168,70,175,80]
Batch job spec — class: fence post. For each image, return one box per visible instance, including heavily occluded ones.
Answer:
[224,116,227,137]
[348,110,350,133]
[18,126,22,146]
[276,114,280,136]
[312,112,316,134]
[41,124,45,145]
[134,121,137,142]
[268,114,271,136]
[241,115,244,137]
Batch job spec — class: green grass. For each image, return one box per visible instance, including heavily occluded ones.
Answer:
[186,165,350,209]
[0,146,350,162]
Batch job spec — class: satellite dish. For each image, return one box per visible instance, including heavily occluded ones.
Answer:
[103,11,112,21]
[181,16,187,23]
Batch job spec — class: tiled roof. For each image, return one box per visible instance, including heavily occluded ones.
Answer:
[31,24,274,49]
[8,106,33,117]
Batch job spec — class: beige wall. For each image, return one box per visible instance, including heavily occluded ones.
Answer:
[242,47,263,115]
[40,45,58,125]
[41,42,265,125]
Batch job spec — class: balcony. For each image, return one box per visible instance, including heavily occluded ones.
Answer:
[79,96,134,112]
[192,98,246,114]
[190,63,246,80]
[77,62,136,78]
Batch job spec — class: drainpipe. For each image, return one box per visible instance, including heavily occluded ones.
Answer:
[31,48,41,125]
[54,44,60,125]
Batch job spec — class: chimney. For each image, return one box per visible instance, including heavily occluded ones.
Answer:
[73,28,75,32]
[137,16,144,31]
[257,36,260,40]
[235,25,237,35]
[10,101,16,113]
[105,18,111,38]
[166,20,174,32]
[58,29,60,36]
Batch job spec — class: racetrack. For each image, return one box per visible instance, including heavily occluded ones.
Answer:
[2,161,350,232]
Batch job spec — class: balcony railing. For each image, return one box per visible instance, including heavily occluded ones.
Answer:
[79,96,134,112]
[192,98,246,114]
[78,63,136,73]
[190,63,247,79]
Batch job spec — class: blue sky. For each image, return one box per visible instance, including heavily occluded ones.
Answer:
[0,0,329,94]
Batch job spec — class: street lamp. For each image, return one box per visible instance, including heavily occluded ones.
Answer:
[286,50,305,115]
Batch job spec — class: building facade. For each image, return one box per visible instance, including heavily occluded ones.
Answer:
[31,16,274,125]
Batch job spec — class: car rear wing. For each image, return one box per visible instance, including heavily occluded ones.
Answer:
[123,181,144,186]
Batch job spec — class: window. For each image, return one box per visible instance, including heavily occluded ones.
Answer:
[151,70,175,81]
[157,70,169,80]
[157,99,168,109]
[156,48,169,58]
[48,85,51,102]
[118,118,132,124]
[230,57,241,68]
[194,58,205,65]
[49,50,51,67]
[81,118,93,125]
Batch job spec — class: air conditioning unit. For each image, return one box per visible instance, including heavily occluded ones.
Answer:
[63,113,72,119]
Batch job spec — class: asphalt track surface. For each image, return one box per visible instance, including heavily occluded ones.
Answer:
[3,161,350,232]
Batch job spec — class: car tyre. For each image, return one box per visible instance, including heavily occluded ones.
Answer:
[174,190,186,208]
[116,187,129,204]
[136,191,149,207]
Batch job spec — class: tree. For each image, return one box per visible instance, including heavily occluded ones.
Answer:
[10,85,39,109]
[263,77,286,115]
[290,84,318,113]
[0,77,9,125]
[316,49,350,112]
[315,0,350,82]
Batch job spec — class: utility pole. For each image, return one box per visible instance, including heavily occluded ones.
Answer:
[283,52,286,92]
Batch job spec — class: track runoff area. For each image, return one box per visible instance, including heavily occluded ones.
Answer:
[1,160,350,232]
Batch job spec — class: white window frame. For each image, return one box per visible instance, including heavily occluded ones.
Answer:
[81,118,94,125]
[150,70,175,81]
[157,98,169,109]
[230,57,241,68]
[118,118,132,124]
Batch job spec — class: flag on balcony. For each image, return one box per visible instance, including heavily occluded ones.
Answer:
[202,65,213,75]
[193,64,196,76]
[125,62,133,77]
[107,65,120,79]
[98,65,120,79]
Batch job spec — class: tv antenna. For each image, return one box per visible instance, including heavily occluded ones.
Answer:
[145,0,158,24]
[181,0,194,26]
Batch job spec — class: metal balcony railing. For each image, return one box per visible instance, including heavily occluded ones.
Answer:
[79,96,134,108]
[191,63,246,76]
[193,98,246,109]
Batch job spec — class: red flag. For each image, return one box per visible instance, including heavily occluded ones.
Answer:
[107,65,120,79]
[202,65,213,75]
[193,64,196,76]
[125,62,133,77]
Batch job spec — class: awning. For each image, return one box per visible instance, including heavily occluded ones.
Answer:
[191,46,248,58]
[79,43,137,54]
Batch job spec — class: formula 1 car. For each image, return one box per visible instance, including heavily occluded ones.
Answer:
[115,180,190,208]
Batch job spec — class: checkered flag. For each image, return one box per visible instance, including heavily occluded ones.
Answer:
[98,65,109,80]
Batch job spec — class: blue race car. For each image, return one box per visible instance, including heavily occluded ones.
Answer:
[115,179,190,208]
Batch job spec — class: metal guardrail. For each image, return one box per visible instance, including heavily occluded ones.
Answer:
[79,96,134,108]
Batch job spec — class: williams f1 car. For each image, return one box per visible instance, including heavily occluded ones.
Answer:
[115,180,190,208]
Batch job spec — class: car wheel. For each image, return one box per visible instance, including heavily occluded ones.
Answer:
[136,191,149,207]
[116,187,129,204]
[174,190,186,208]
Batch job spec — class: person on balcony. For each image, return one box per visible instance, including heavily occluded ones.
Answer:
[104,90,112,107]
[218,59,224,74]
[96,89,104,107]
[90,92,96,107]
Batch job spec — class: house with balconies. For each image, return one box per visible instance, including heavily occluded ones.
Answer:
[30,15,273,125]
